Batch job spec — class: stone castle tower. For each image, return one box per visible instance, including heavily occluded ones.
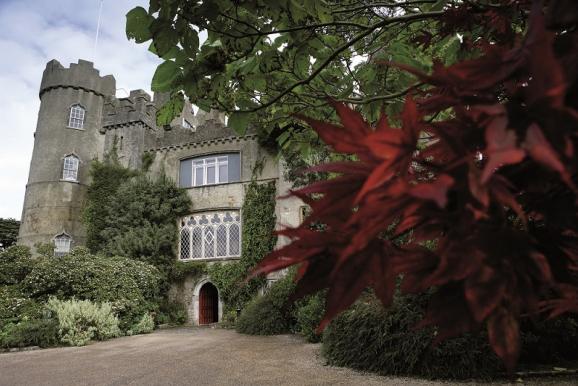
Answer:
[18,60,115,252]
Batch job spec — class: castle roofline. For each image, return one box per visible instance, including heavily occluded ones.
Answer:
[40,59,116,98]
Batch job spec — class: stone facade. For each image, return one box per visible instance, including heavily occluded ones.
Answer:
[18,59,303,325]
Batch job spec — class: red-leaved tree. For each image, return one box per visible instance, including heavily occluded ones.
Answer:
[253,0,578,371]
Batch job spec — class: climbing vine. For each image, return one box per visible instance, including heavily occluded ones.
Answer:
[208,180,277,311]
[84,154,137,253]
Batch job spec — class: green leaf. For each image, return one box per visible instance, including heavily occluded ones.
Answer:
[151,61,181,92]
[290,0,307,22]
[181,28,199,58]
[156,93,184,126]
[126,7,153,43]
[228,111,250,135]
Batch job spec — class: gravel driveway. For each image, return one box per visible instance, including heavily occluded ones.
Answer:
[0,327,575,386]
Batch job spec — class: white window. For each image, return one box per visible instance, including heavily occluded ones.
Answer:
[68,104,85,129]
[54,233,72,256]
[182,118,193,130]
[62,155,79,181]
[179,211,241,260]
[193,156,229,186]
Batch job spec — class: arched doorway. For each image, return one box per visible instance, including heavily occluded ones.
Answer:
[199,282,219,324]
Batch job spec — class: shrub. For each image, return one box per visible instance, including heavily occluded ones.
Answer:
[0,245,34,285]
[236,275,296,335]
[156,300,187,325]
[0,286,44,328]
[294,291,326,343]
[47,297,121,346]
[519,316,578,365]
[322,293,503,380]
[0,319,59,349]
[22,248,161,331]
[99,174,191,282]
[130,313,155,335]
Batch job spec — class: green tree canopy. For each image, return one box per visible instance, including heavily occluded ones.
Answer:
[126,1,457,152]
[0,218,20,250]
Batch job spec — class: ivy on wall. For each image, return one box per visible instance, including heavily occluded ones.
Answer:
[208,180,277,311]
[84,154,137,253]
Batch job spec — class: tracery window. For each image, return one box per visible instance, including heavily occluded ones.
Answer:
[68,104,85,129]
[62,155,79,181]
[179,211,241,260]
[54,233,72,256]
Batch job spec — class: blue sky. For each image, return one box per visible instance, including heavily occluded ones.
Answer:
[0,0,161,219]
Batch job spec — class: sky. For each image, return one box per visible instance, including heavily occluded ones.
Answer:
[0,0,160,219]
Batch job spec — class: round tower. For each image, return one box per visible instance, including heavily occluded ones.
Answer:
[18,59,116,254]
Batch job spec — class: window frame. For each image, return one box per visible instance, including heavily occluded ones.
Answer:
[179,210,242,261]
[192,155,230,187]
[67,104,86,130]
[53,233,72,256]
[62,154,80,182]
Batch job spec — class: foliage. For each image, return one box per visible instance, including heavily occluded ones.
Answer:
[208,181,277,310]
[0,218,19,250]
[156,300,187,325]
[22,248,161,331]
[130,313,155,335]
[126,1,452,154]
[0,319,59,349]
[236,274,296,335]
[84,157,137,253]
[0,285,44,328]
[294,291,326,343]
[255,2,578,371]
[169,260,206,282]
[0,245,34,285]
[519,316,578,364]
[100,174,191,283]
[47,297,121,346]
[322,293,503,380]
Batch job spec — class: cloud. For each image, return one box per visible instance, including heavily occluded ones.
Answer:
[0,0,160,219]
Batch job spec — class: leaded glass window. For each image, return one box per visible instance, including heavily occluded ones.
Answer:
[68,104,85,129]
[179,211,241,260]
[62,155,79,181]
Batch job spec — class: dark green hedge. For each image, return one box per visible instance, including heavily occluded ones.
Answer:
[236,274,296,335]
[322,292,578,380]
[21,248,162,330]
[294,291,326,343]
[322,293,503,380]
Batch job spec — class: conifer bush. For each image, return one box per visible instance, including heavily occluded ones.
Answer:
[294,291,326,343]
[236,274,296,335]
[322,293,503,380]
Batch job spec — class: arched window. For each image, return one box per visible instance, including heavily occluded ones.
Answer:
[54,233,72,256]
[62,155,79,181]
[68,104,85,129]
[179,211,241,260]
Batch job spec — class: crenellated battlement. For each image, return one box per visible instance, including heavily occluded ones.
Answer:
[40,59,116,98]
[102,89,157,131]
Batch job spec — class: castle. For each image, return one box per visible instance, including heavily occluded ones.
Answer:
[17,59,302,325]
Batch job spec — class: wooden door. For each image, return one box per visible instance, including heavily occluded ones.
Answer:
[199,282,219,324]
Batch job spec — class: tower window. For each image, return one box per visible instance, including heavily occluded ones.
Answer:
[54,233,72,256]
[68,104,85,129]
[62,155,79,181]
